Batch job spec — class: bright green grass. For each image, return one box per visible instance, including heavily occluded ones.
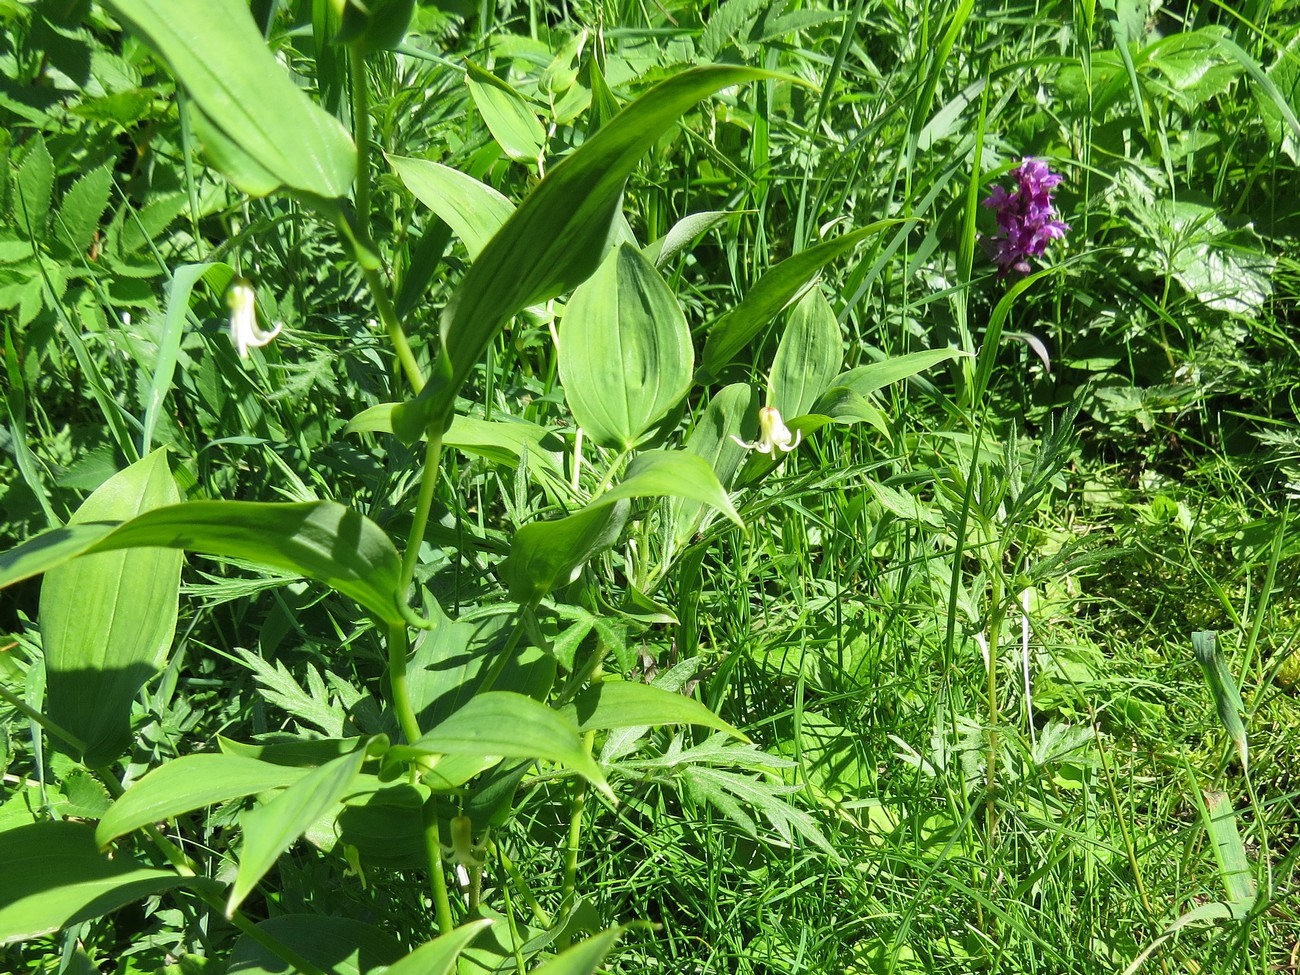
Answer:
[2,0,1299,972]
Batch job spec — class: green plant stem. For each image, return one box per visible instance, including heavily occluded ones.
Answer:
[363,262,425,393]
[491,839,551,927]
[422,793,456,936]
[385,623,423,746]
[343,49,424,395]
[559,728,596,918]
[400,431,445,595]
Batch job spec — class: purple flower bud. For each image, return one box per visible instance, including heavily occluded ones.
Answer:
[981,158,1069,277]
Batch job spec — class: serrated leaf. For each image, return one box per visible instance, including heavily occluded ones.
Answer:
[54,165,113,257]
[13,137,54,238]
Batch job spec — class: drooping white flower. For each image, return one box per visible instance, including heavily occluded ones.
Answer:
[731,406,802,455]
[227,278,283,358]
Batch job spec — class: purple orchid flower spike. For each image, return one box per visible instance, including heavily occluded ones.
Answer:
[981,158,1070,277]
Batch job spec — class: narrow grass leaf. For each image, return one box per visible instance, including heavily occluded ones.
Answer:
[1192,630,1248,771]
[1203,790,1257,915]
[143,263,231,453]
[97,754,311,846]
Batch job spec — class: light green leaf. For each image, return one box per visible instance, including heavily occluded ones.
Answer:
[767,288,843,421]
[565,681,742,737]
[698,220,896,381]
[599,450,741,526]
[1,500,406,627]
[229,740,373,912]
[645,210,736,269]
[105,0,355,198]
[388,155,515,259]
[393,691,613,801]
[1193,630,1248,771]
[1203,790,1257,916]
[0,821,201,946]
[831,348,969,397]
[500,500,630,604]
[529,928,623,975]
[97,754,312,847]
[42,449,182,766]
[466,60,548,166]
[393,64,772,440]
[144,263,232,453]
[346,407,564,477]
[559,243,693,449]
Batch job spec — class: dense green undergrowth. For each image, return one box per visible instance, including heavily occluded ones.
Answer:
[1,0,1298,973]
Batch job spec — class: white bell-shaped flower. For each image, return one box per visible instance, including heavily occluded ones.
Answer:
[731,406,802,455]
[227,278,283,358]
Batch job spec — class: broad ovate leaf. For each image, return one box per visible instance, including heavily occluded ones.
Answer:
[42,449,182,766]
[559,243,693,449]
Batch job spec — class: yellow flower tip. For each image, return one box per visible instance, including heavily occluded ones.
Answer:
[227,277,283,358]
[730,406,802,455]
